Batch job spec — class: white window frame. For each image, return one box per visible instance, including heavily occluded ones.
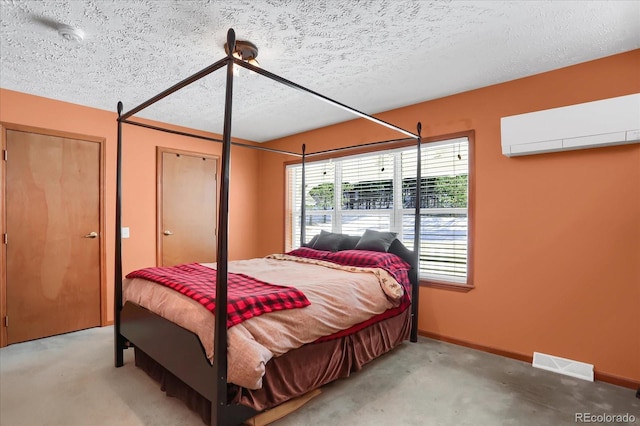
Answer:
[286,136,471,286]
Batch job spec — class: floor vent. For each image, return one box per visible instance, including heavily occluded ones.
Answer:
[532,352,594,382]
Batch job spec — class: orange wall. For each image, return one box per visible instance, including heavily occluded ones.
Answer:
[257,50,640,382]
[0,88,261,323]
[1,50,638,383]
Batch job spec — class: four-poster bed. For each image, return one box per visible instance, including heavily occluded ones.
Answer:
[114,28,423,426]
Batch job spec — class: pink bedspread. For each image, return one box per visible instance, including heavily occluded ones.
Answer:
[122,251,409,390]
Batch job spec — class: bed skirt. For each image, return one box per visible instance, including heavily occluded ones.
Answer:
[134,308,411,425]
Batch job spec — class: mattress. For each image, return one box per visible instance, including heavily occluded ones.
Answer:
[123,251,409,389]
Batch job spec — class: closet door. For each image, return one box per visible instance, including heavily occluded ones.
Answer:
[5,129,101,344]
[158,148,218,266]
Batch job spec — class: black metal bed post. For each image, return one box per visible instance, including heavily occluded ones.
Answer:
[211,28,235,426]
[300,144,306,247]
[410,122,422,343]
[114,102,125,367]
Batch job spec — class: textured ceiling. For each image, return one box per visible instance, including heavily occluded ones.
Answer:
[1,0,639,142]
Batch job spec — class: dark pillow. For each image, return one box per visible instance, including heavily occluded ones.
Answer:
[302,234,320,248]
[313,230,349,252]
[354,229,398,252]
[339,235,361,251]
[388,238,417,272]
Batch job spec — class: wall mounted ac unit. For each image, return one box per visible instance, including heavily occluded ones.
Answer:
[501,93,640,157]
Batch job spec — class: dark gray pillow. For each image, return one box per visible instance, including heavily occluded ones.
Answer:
[302,234,320,248]
[339,235,361,251]
[313,230,349,252]
[388,238,417,271]
[354,229,398,252]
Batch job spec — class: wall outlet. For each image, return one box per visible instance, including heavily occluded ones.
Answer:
[121,227,130,239]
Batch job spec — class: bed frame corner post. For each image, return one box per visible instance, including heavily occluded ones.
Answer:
[300,143,306,247]
[211,28,236,426]
[114,101,125,367]
[410,122,422,343]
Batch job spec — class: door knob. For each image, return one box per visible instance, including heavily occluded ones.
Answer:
[84,231,98,238]
[163,230,173,236]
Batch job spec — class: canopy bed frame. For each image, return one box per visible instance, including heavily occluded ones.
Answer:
[114,28,423,426]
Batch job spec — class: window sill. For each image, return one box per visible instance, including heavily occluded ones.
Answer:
[420,279,474,293]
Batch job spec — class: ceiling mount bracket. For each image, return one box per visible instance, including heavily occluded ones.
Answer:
[58,24,84,42]
[224,40,258,62]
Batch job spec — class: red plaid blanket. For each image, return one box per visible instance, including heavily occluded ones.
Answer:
[286,247,412,296]
[126,263,310,327]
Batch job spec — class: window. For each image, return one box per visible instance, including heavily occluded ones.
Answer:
[286,135,472,287]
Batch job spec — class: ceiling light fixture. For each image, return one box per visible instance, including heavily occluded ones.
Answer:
[58,24,84,42]
[224,39,260,68]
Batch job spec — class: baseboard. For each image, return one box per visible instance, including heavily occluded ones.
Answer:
[419,330,533,363]
[594,371,640,390]
[418,330,639,390]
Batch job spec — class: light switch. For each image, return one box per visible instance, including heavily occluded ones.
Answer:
[121,227,130,239]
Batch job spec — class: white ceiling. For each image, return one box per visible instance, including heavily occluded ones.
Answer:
[1,0,639,142]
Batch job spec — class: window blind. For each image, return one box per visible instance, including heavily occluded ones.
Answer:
[287,136,469,284]
[400,139,469,282]
[289,160,335,245]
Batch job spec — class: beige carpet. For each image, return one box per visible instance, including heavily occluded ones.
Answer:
[1,326,638,426]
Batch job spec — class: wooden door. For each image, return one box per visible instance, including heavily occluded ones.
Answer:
[5,130,101,344]
[159,149,218,266]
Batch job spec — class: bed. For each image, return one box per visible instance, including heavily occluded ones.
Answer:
[115,28,423,426]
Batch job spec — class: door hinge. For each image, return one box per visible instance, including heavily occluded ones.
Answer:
[4,316,7,327]
[2,149,6,161]
[2,233,6,245]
